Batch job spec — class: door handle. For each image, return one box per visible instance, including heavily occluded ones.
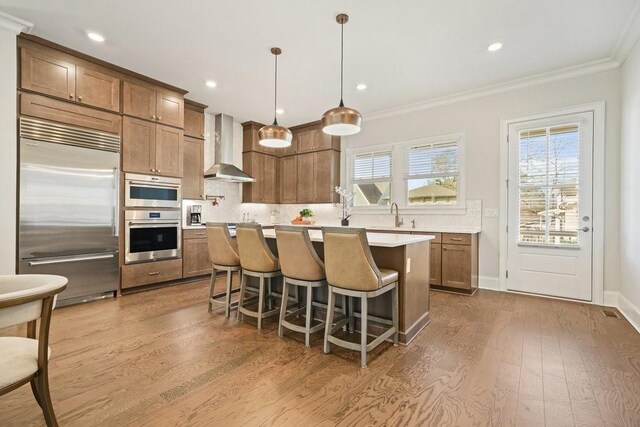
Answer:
[28,253,115,266]
[580,226,590,232]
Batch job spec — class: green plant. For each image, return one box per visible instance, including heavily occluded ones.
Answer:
[299,208,313,218]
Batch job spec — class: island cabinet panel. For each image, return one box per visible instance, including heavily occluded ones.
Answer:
[123,81,157,121]
[184,106,205,139]
[122,116,156,174]
[279,155,298,203]
[75,66,120,112]
[155,125,183,177]
[20,92,121,134]
[182,136,204,199]
[21,48,76,100]
[121,258,183,289]
[183,231,211,278]
[156,91,184,129]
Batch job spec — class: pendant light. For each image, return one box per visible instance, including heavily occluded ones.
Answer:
[321,13,362,136]
[259,47,292,148]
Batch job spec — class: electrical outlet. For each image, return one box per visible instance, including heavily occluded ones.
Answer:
[484,208,499,218]
[407,258,411,273]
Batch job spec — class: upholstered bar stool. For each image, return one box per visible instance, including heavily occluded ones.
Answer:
[236,223,282,330]
[322,227,399,368]
[206,222,243,317]
[0,274,67,427]
[275,225,329,347]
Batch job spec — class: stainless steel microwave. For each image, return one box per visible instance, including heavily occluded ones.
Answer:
[125,173,181,208]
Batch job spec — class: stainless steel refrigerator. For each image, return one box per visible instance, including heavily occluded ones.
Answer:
[18,117,120,306]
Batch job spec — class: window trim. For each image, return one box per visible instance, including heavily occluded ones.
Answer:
[345,133,467,214]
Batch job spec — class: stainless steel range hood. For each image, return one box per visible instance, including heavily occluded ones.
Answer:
[204,113,254,182]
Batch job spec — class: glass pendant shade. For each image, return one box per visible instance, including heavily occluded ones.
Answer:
[258,123,293,147]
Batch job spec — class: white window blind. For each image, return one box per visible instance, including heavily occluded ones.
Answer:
[350,151,392,183]
[404,141,459,179]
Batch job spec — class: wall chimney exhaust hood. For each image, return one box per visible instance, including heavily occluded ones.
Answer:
[204,114,254,182]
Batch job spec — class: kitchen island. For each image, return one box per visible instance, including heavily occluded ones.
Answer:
[261,229,434,345]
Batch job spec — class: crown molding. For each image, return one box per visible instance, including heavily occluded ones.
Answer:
[0,11,33,35]
[612,1,640,66]
[365,58,619,121]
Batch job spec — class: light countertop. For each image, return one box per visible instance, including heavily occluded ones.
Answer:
[267,223,481,234]
[261,228,434,248]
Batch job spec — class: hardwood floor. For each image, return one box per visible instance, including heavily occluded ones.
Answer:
[2,278,640,426]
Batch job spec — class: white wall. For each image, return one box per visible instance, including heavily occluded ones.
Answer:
[0,27,17,274]
[345,69,622,289]
[620,40,640,317]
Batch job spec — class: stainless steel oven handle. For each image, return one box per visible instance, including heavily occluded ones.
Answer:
[128,222,180,227]
[28,253,115,266]
[127,180,181,189]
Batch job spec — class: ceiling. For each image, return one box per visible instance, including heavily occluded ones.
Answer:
[1,0,638,125]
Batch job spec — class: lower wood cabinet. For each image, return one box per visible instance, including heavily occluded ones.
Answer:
[182,229,212,278]
[121,258,183,290]
[430,243,442,285]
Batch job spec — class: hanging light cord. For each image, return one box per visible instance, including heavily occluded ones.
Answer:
[339,20,344,108]
[273,53,278,125]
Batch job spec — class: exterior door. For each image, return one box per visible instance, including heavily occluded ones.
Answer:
[507,112,593,301]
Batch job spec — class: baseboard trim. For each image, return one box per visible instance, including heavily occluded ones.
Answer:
[478,276,500,291]
[603,290,640,334]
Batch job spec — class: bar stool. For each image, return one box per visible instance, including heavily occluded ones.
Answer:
[0,274,68,427]
[236,223,282,330]
[275,225,330,347]
[206,222,242,317]
[322,227,399,368]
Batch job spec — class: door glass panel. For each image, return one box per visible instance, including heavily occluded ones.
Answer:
[518,124,579,245]
[130,227,178,253]
[129,186,178,202]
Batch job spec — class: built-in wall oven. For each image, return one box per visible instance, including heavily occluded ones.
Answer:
[125,173,181,208]
[125,210,181,264]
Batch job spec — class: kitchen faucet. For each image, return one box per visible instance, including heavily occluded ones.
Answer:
[391,202,403,227]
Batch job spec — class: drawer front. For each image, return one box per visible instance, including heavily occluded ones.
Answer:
[183,229,207,240]
[442,233,471,245]
[412,231,441,243]
[121,258,183,289]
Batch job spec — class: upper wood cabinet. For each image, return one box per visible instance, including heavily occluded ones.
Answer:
[123,81,184,128]
[75,66,120,112]
[294,123,339,154]
[182,136,204,199]
[122,116,183,177]
[242,152,278,203]
[184,102,206,139]
[242,121,280,155]
[21,48,121,112]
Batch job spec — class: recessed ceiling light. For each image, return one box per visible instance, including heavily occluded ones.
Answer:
[487,42,503,52]
[356,83,367,91]
[87,32,105,43]
[276,108,284,115]
[205,80,217,88]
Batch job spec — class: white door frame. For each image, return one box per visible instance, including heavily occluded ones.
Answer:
[499,101,605,304]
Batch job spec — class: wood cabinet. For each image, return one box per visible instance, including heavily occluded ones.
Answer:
[182,136,204,199]
[295,124,339,154]
[242,152,278,203]
[296,150,340,203]
[279,155,298,203]
[123,81,184,128]
[20,92,121,134]
[442,244,472,290]
[242,121,280,155]
[122,116,183,177]
[21,48,121,112]
[184,101,206,139]
[121,258,183,290]
[183,229,211,278]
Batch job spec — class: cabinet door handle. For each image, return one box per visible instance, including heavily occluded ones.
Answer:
[157,170,161,173]
[69,93,74,99]
[152,115,156,120]
[151,168,156,172]
[158,116,162,121]
[196,232,205,236]
[78,95,83,101]
[148,271,160,276]
[450,237,463,241]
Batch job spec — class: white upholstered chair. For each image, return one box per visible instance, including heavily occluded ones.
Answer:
[0,274,67,427]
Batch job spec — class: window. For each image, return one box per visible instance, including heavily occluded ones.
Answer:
[404,141,459,206]
[518,124,580,245]
[350,151,392,207]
